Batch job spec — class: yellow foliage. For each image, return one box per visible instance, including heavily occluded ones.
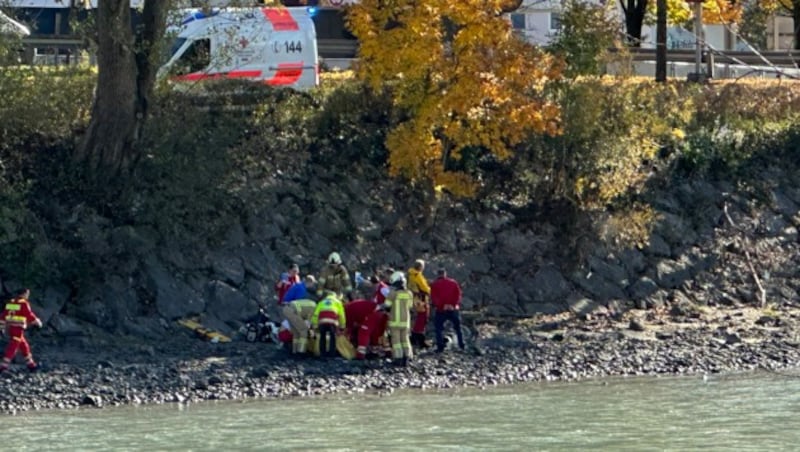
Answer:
[655,0,742,25]
[600,204,660,250]
[347,0,563,196]
[701,0,742,24]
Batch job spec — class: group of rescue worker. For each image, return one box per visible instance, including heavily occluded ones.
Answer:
[273,252,465,366]
[0,253,464,373]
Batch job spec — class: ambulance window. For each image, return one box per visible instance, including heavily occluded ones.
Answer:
[177,38,211,73]
[169,38,187,59]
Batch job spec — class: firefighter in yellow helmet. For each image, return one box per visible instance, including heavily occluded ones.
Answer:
[379,271,414,366]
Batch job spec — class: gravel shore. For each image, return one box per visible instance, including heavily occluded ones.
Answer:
[1,304,799,415]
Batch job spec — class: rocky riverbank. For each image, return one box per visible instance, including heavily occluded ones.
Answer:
[2,114,799,415]
[2,302,798,415]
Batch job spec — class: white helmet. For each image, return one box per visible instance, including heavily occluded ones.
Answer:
[328,252,342,265]
[389,271,406,285]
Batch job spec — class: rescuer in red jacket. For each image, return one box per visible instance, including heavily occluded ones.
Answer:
[344,299,389,360]
[0,288,43,373]
[430,268,465,353]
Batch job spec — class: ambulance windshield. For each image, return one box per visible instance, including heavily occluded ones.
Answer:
[169,38,187,60]
[173,38,211,74]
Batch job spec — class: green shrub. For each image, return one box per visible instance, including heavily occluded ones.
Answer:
[547,0,622,77]
[309,79,392,168]
[0,66,95,152]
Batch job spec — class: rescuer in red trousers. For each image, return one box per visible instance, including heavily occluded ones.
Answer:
[344,299,389,359]
[344,299,378,340]
[356,309,389,360]
[0,288,43,373]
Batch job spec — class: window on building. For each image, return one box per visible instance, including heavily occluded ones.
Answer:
[549,12,562,31]
[510,13,526,30]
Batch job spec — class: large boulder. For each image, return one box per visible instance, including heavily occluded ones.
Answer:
[145,258,205,320]
[618,248,647,279]
[240,243,274,280]
[495,229,537,267]
[628,276,659,300]
[72,277,138,331]
[645,233,672,258]
[570,264,626,301]
[205,280,258,328]
[34,284,70,326]
[529,265,571,304]
[468,277,522,315]
[655,258,694,289]
[211,254,245,286]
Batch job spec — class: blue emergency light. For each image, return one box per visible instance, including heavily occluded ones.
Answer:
[181,9,220,26]
[306,6,318,16]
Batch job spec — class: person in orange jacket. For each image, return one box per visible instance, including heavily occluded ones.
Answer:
[0,288,43,373]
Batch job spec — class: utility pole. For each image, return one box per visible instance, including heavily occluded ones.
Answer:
[687,0,707,83]
[655,0,667,82]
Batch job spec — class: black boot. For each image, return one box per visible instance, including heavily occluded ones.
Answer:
[401,356,409,367]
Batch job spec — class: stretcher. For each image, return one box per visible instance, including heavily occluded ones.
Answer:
[336,335,355,360]
[177,318,232,343]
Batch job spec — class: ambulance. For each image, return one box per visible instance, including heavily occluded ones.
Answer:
[0,10,30,37]
[159,7,319,90]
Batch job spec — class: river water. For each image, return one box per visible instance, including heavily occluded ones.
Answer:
[2,370,799,451]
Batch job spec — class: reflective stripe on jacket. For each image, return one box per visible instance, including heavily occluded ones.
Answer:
[311,295,346,328]
[317,264,353,296]
[385,290,413,328]
[289,299,318,318]
[1,298,39,329]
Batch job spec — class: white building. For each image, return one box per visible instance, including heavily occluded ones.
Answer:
[507,0,792,51]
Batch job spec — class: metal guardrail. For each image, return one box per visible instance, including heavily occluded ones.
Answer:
[22,37,797,69]
[21,35,358,59]
[615,47,800,67]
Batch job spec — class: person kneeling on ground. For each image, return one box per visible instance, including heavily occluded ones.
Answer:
[0,288,43,373]
[430,268,465,353]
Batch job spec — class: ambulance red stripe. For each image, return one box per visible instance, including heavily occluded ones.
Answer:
[266,62,304,86]
[175,70,264,82]
[261,8,299,31]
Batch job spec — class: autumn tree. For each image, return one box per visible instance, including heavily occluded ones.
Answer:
[656,0,742,24]
[347,0,562,196]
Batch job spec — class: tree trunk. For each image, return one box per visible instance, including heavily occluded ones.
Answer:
[134,0,168,134]
[75,0,168,183]
[794,2,800,50]
[621,0,648,47]
[75,0,138,180]
[655,0,667,81]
